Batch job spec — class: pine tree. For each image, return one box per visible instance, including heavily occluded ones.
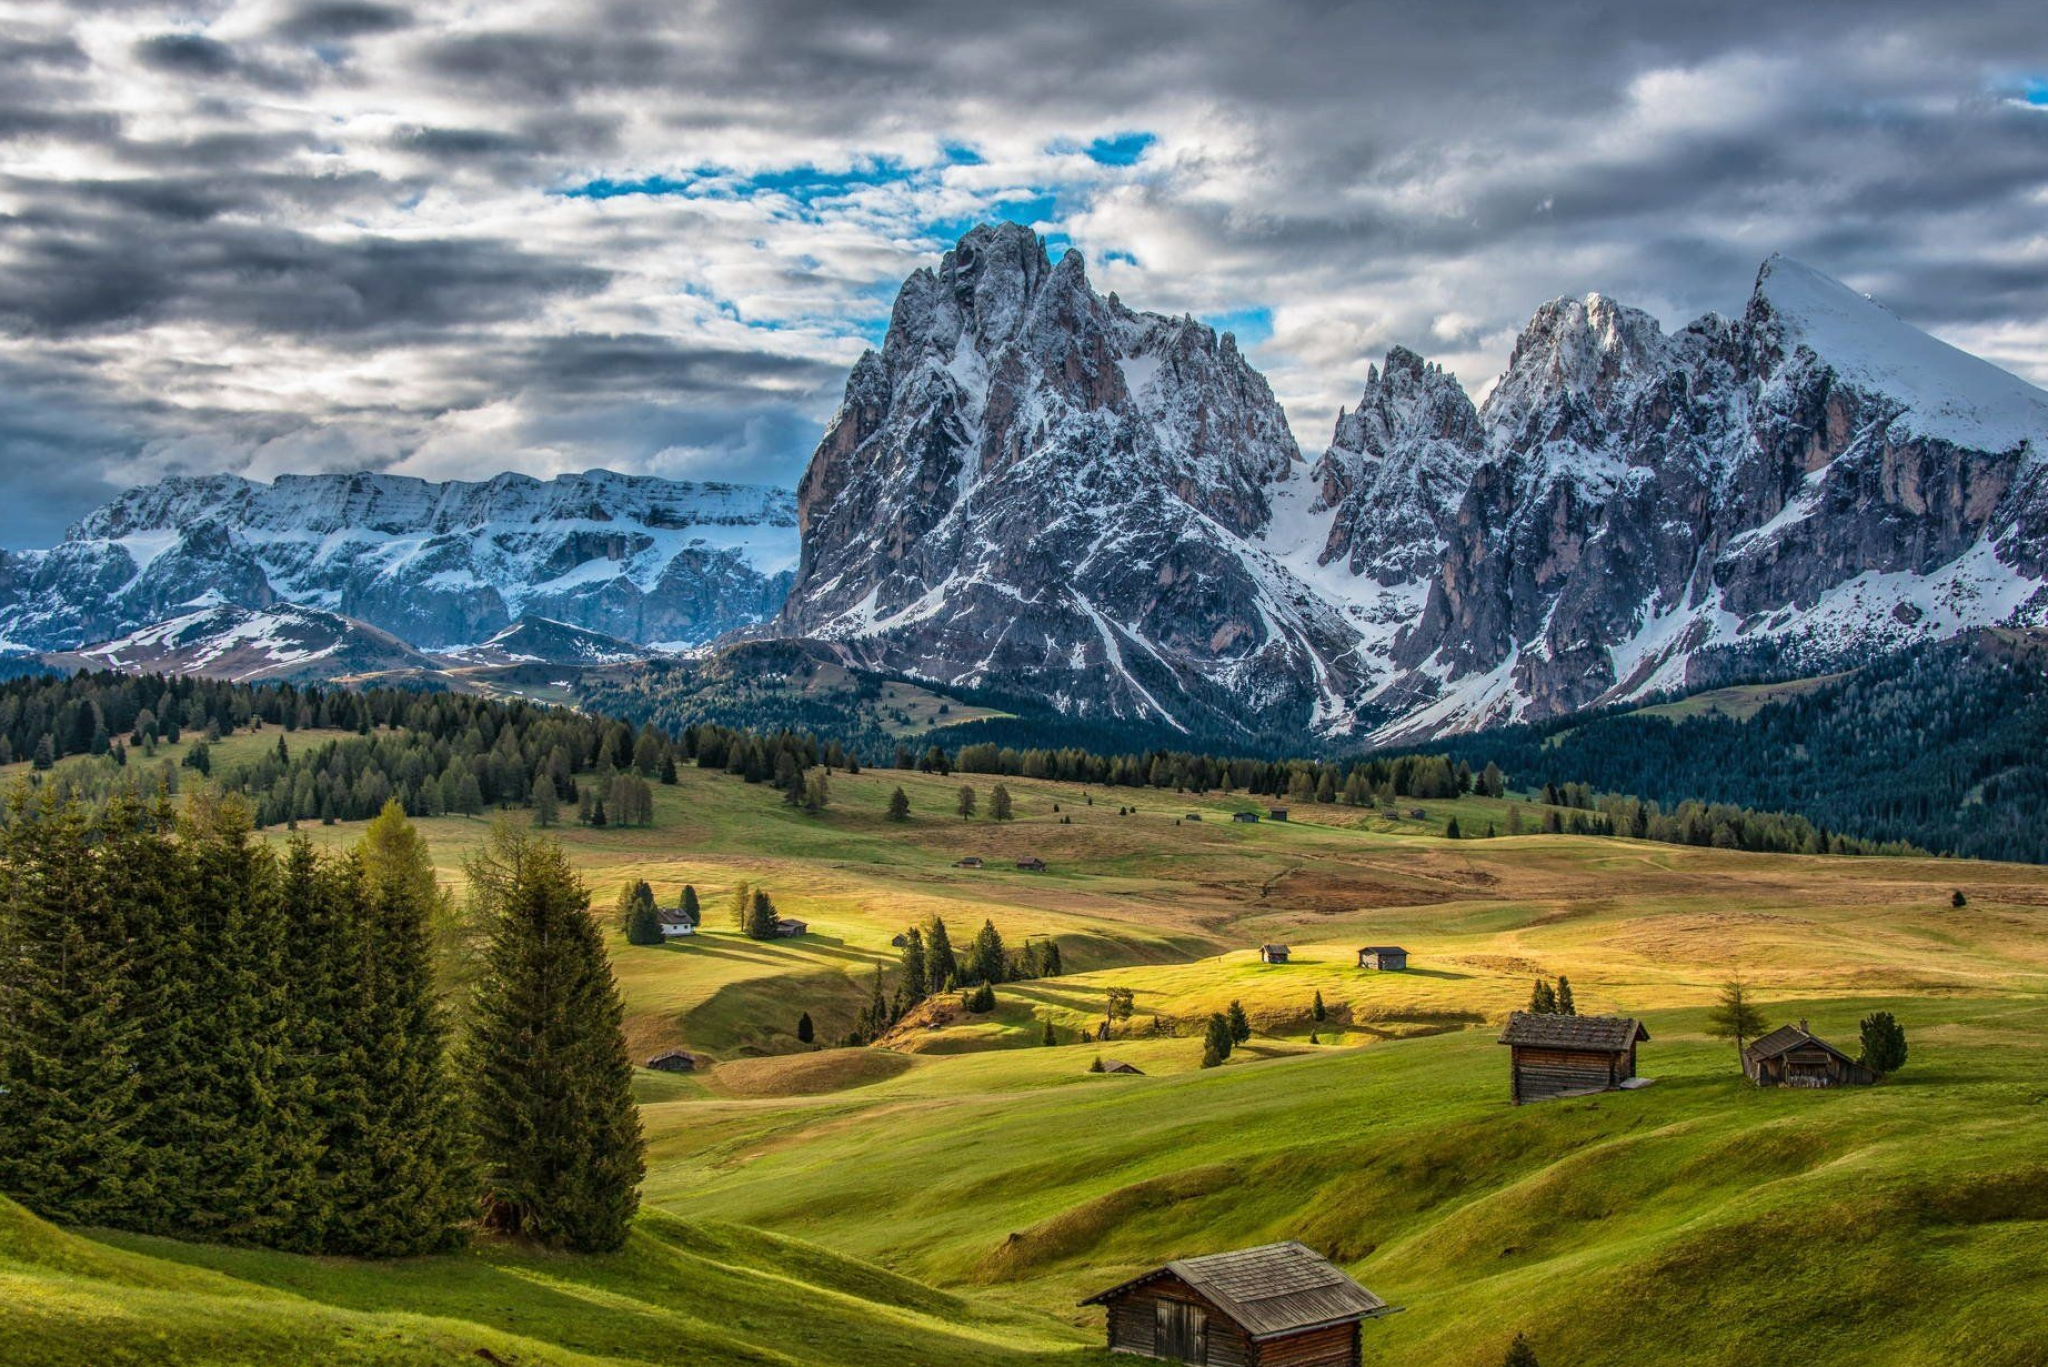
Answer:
[923,917,958,992]
[1226,1000,1251,1045]
[956,785,977,820]
[1042,940,1063,977]
[1445,816,1462,839]
[1041,1019,1057,1046]
[1502,1332,1540,1367]
[1706,975,1766,1061]
[1858,1011,1908,1075]
[1201,1012,1233,1067]
[680,884,700,927]
[887,786,910,821]
[967,918,1008,985]
[0,788,145,1227]
[1555,976,1576,1016]
[796,1011,814,1045]
[1312,990,1326,1022]
[990,784,1013,821]
[899,926,928,998]
[965,981,996,1013]
[530,773,559,827]
[746,889,780,940]
[464,826,644,1252]
[1530,979,1557,1014]
[1951,889,1967,908]
[622,880,663,946]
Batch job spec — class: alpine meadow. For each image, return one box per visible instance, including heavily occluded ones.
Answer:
[5,4,2048,1366]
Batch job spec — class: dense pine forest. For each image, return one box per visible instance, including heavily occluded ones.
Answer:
[1423,630,2048,864]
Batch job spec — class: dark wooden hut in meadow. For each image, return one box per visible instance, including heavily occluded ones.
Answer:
[955,856,985,868]
[1017,856,1048,871]
[1259,944,1290,964]
[1268,808,1289,822]
[1743,1022,1876,1087]
[773,917,809,938]
[1101,1060,1145,1076]
[1081,1241,1393,1366]
[1231,811,1260,824]
[1356,946,1408,971]
[1498,1012,1648,1103]
[646,1050,697,1073]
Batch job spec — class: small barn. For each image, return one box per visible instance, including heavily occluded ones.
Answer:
[1268,808,1289,822]
[1081,1241,1393,1366]
[773,917,809,938]
[1259,944,1290,964]
[955,856,985,868]
[1017,856,1048,871]
[1356,946,1408,971]
[1743,1022,1876,1088]
[890,932,909,948]
[646,1050,696,1073]
[1231,812,1260,824]
[656,908,696,938]
[1498,1012,1648,1104]
[1185,813,1204,822]
[1101,1060,1145,1076]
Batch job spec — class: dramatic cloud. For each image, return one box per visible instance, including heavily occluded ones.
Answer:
[0,0,2044,544]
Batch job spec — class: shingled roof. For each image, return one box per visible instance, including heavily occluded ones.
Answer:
[1745,1023,1853,1064]
[1081,1241,1390,1340]
[1496,1012,1648,1051]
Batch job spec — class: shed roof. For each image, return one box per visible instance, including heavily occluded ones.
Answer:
[1745,1023,1854,1065]
[1081,1241,1389,1340]
[1357,945,1407,954]
[1497,1012,1648,1051]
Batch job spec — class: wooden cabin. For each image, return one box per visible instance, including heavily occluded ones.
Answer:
[773,917,809,938]
[1185,813,1204,822]
[955,856,985,868]
[1101,1060,1146,1076]
[1081,1241,1393,1366]
[1017,856,1048,871]
[656,908,696,938]
[646,1050,696,1073]
[1356,946,1408,971]
[1259,944,1290,964]
[1497,1012,1648,1104]
[1268,808,1289,822]
[1231,812,1260,823]
[889,932,909,948]
[1743,1022,1876,1088]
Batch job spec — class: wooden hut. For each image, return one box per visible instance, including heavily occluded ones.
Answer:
[1081,1241,1393,1366]
[645,1050,696,1073]
[1259,944,1291,964]
[1101,1060,1146,1076]
[1185,812,1204,822]
[1743,1022,1876,1087]
[1497,1012,1648,1104]
[773,917,809,938]
[954,856,985,868]
[1268,808,1289,822]
[1231,812,1260,824]
[656,908,696,938]
[1356,946,1408,971]
[1017,856,1048,871]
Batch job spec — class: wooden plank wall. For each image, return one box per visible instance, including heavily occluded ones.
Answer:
[1254,1323,1360,1367]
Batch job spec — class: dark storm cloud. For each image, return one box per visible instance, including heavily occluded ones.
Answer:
[3,0,2047,544]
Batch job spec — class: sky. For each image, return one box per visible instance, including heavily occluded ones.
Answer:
[1,1,2045,546]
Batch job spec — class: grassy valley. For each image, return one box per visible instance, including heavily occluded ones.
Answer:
[8,754,2044,1365]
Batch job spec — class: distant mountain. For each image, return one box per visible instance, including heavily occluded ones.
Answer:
[435,616,651,667]
[45,601,435,683]
[782,230,2048,741]
[0,469,797,654]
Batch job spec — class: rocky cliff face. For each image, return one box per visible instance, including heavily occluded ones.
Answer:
[784,233,2048,741]
[780,222,1365,735]
[0,470,798,653]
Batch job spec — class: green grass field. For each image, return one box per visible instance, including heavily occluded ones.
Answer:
[6,747,2048,1365]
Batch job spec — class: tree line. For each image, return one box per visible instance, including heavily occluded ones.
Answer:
[0,788,643,1256]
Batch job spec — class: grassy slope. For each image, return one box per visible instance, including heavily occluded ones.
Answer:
[7,752,2048,1364]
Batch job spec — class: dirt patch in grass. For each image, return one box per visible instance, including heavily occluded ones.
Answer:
[1262,868,1475,913]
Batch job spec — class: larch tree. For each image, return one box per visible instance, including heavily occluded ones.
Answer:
[1706,975,1767,1062]
[887,787,911,821]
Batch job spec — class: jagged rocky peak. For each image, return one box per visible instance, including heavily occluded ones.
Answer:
[1480,290,1674,444]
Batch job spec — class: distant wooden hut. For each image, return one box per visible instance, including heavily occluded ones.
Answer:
[1268,807,1289,821]
[954,856,985,868]
[1743,1022,1876,1087]
[656,908,696,938]
[773,917,809,938]
[646,1050,696,1073]
[889,932,909,948]
[1497,1012,1648,1104]
[1081,1241,1394,1366]
[1259,944,1290,964]
[1356,946,1408,971]
[1017,856,1047,871]
[1231,811,1260,824]
[1101,1060,1145,1076]
[1185,812,1203,822]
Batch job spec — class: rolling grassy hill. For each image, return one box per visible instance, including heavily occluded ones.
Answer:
[6,755,2047,1364]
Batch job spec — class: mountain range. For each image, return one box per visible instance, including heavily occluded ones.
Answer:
[8,223,2046,744]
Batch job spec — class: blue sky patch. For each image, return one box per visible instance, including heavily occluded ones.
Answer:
[1084,131,1156,165]
[1203,306,1274,348]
